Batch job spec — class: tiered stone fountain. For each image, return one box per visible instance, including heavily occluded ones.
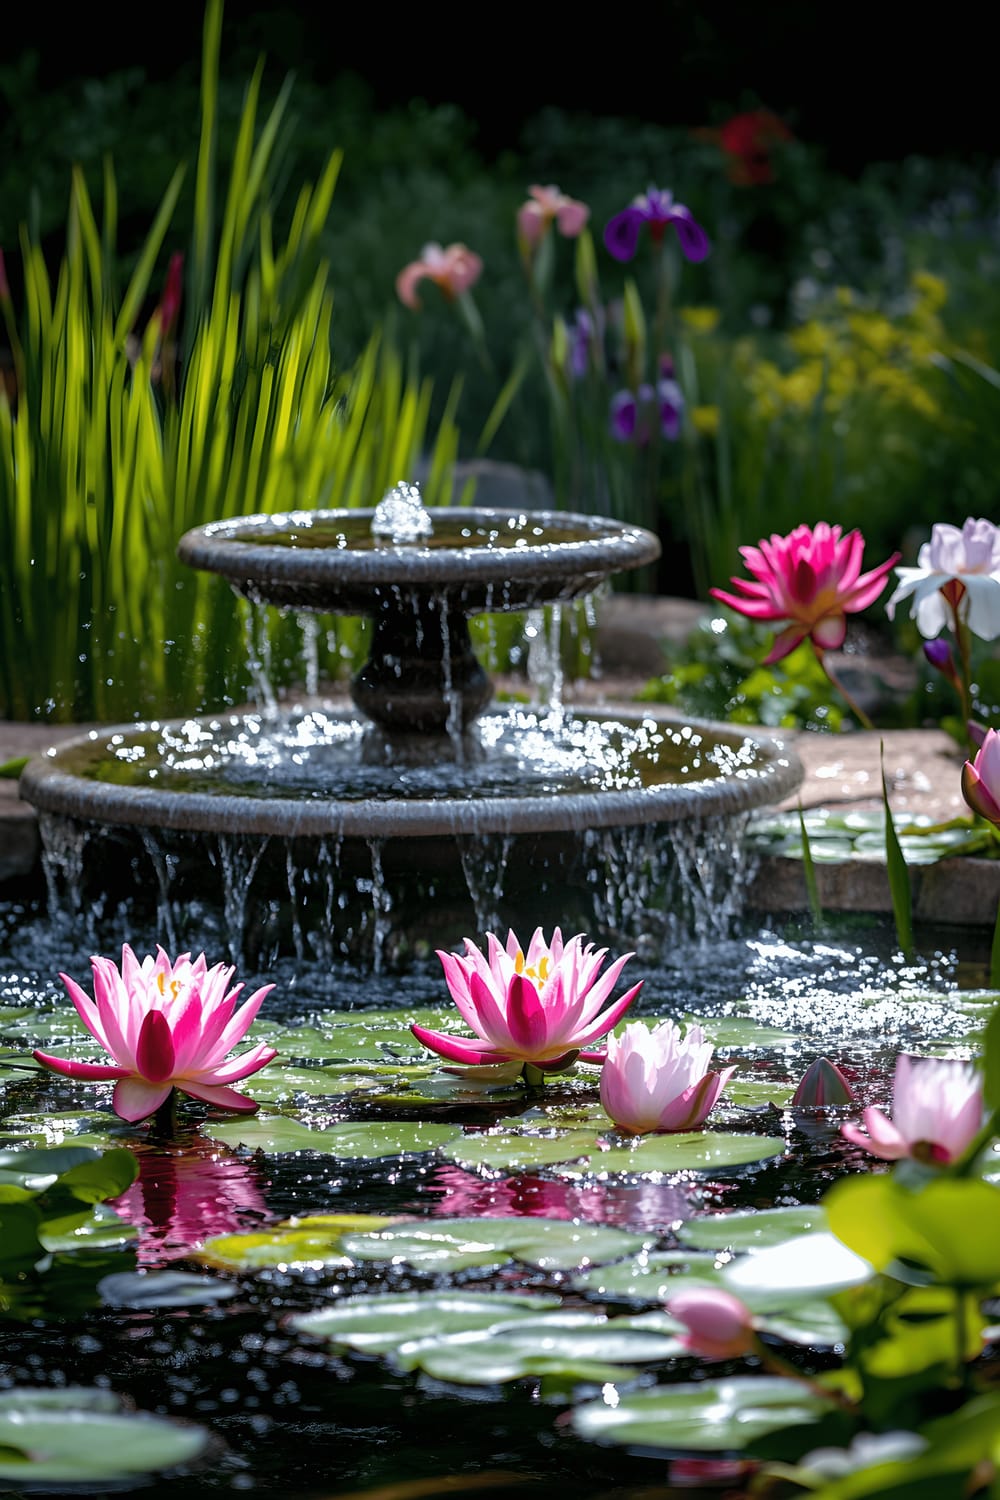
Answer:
[19,485,803,966]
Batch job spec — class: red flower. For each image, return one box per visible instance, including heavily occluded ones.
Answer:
[717,109,793,185]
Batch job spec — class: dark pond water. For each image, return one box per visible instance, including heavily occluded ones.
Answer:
[0,897,994,1498]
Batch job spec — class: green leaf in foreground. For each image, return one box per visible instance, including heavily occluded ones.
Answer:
[571,1374,840,1453]
[0,1387,212,1481]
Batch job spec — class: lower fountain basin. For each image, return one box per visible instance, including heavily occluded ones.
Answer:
[20,705,802,838]
[19,704,802,968]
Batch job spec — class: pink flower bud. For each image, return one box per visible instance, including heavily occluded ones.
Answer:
[962,727,1000,827]
[666,1287,756,1360]
[792,1057,855,1107]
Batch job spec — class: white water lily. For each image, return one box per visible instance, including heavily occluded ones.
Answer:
[885,517,1000,640]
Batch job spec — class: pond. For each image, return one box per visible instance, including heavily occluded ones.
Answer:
[1,891,996,1497]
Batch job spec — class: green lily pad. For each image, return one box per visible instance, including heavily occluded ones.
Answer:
[580,1132,786,1177]
[443,1129,599,1173]
[196,1213,404,1272]
[98,1269,238,1307]
[689,1017,800,1048]
[395,1311,683,1386]
[40,1201,138,1252]
[281,1008,459,1064]
[572,1252,723,1300]
[208,1115,462,1157]
[723,1079,794,1108]
[678,1205,828,1252]
[289,1290,561,1354]
[340,1215,652,1272]
[724,1231,873,1300]
[443,1128,784,1177]
[0,1387,212,1481]
[571,1374,838,1452]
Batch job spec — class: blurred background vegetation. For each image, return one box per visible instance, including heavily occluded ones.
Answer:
[1,1,998,725]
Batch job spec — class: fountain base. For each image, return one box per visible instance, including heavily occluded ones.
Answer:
[20,703,802,969]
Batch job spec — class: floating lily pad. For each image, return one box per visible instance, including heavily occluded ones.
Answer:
[0,1386,212,1481]
[289,1290,561,1354]
[395,1310,683,1386]
[690,1017,801,1049]
[208,1115,462,1157]
[678,1205,828,1252]
[341,1215,651,1272]
[572,1253,722,1300]
[571,1374,838,1452]
[578,1132,786,1177]
[280,1009,459,1064]
[196,1213,404,1272]
[98,1269,238,1308]
[443,1128,784,1177]
[724,1231,872,1301]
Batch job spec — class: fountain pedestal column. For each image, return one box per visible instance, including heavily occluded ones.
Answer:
[351,595,493,741]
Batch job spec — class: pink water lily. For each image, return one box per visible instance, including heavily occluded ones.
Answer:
[962,726,1000,826]
[411,927,642,1071]
[598,1019,735,1134]
[33,945,278,1123]
[710,522,900,665]
[395,241,483,310]
[840,1053,984,1165]
[666,1286,757,1359]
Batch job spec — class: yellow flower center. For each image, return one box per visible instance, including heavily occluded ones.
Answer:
[514,950,551,988]
[155,972,182,1001]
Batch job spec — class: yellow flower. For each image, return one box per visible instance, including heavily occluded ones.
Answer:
[789,320,839,359]
[691,404,720,435]
[911,270,948,311]
[680,306,721,334]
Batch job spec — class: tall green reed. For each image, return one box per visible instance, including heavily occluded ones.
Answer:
[0,0,461,722]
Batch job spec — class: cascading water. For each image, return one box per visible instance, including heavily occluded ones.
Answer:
[19,483,803,968]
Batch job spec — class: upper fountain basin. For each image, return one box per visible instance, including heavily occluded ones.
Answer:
[176,508,662,615]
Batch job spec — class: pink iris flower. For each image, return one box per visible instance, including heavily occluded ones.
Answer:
[598,1019,735,1134]
[411,927,642,1071]
[604,186,710,263]
[33,945,278,1123]
[666,1286,757,1359]
[710,522,900,665]
[962,726,1000,826]
[395,241,484,310]
[840,1053,984,1165]
[517,184,590,248]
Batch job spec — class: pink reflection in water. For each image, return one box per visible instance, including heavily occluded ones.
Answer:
[423,1164,699,1232]
[110,1140,272,1266]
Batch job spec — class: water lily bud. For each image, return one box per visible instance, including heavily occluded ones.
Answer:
[666,1287,756,1359]
[792,1057,855,1107]
[962,728,1000,827]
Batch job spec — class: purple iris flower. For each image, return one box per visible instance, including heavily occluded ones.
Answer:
[610,377,685,445]
[604,187,711,264]
[568,307,605,379]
